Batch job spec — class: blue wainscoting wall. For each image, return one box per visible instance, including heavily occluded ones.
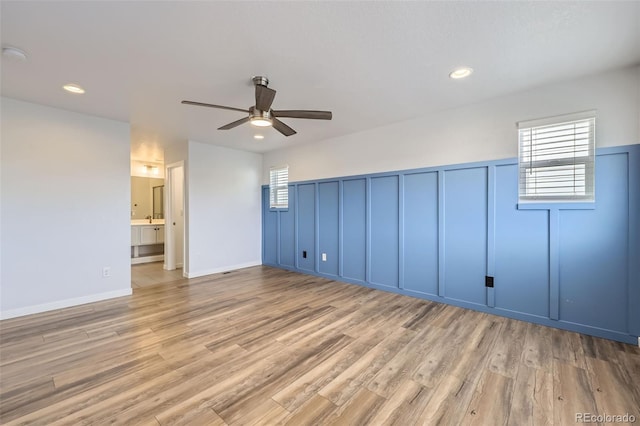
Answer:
[262,145,640,344]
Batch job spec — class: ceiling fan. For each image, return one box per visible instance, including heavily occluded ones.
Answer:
[181,76,332,137]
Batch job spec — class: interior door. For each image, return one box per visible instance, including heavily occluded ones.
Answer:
[170,165,184,268]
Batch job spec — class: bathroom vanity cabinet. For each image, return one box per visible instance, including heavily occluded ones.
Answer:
[131,222,165,264]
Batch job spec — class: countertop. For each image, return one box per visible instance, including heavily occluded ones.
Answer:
[131,219,165,226]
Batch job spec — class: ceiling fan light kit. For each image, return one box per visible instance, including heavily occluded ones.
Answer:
[250,107,272,127]
[181,76,332,137]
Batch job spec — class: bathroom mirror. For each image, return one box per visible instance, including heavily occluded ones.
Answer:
[131,176,164,220]
[153,185,164,219]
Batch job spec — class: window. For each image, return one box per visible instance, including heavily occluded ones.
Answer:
[269,165,289,209]
[518,111,595,202]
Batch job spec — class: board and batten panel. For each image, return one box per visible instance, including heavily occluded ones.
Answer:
[558,153,629,333]
[318,181,339,276]
[278,185,296,268]
[261,145,639,344]
[494,164,549,317]
[443,167,488,305]
[403,172,439,295]
[342,179,367,282]
[297,184,316,272]
[262,187,278,265]
[370,176,399,288]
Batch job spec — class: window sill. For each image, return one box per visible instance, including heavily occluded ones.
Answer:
[517,202,595,210]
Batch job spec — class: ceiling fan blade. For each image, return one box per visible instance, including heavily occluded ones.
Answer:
[272,117,297,136]
[271,110,332,120]
[255,85,276,111]
[218,116,251,130]
[181,100,249,114]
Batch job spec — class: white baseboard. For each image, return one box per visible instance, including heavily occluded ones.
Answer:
[131,255,164,265]
[0,288,133,320]
[185,261,261,279]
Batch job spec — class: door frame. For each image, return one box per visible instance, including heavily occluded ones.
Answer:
[164,160,187,275]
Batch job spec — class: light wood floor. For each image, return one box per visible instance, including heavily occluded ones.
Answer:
[1,266,638,425]
[131,261,185,289]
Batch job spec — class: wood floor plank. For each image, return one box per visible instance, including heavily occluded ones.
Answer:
[226,398,289,426]
[317,327,416,406]
[521,323,554,372]
[1,264,638,425]
[0,376,55,420]
[366,324,446,398]
[325,387,386,425]
[174,343,249,380]
[448,317,503,385]
[402,301,445,331]
[586,356,640,420]
[411,309,484,388]
[212,334,355,424]
[2,360,177,425]
[616,350,640,407]
[155,405,226,426]
[553,360,598,425]
[464,369,514,426]
[1,353,166,423]
[272,339,378,411]
[418,374,478,425]
[551,328,587,370]
[144,342,295,423]
[367,379,434,425]
[48,370,184,426]
[283,394,336,426]
[488,319,528,379]
[507,364,553,426]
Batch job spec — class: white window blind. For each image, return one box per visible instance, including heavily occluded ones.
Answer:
[269,165,289,209]
[518,111,595,202]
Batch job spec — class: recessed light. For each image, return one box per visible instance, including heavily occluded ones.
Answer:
[2,46,28,61]
[63,83,85,94]
[254,135,265,140]
[449,67,473,79]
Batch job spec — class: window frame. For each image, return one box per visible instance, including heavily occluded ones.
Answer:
[517,111,596,204]
[269,165,289,210]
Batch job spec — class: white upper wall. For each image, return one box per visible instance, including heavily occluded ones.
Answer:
[263,66,640,184]
[1,97,131,317]
[186,140,262,277]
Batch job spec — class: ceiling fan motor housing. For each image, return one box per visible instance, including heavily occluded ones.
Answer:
[252,76,269,87]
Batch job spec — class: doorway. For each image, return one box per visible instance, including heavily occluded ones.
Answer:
[165,161,186,274]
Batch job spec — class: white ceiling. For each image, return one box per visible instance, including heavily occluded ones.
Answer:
[2,1,639,162]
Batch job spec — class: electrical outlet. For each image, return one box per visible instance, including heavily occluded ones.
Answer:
[322,253,327,262]
[102,267,111,278]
